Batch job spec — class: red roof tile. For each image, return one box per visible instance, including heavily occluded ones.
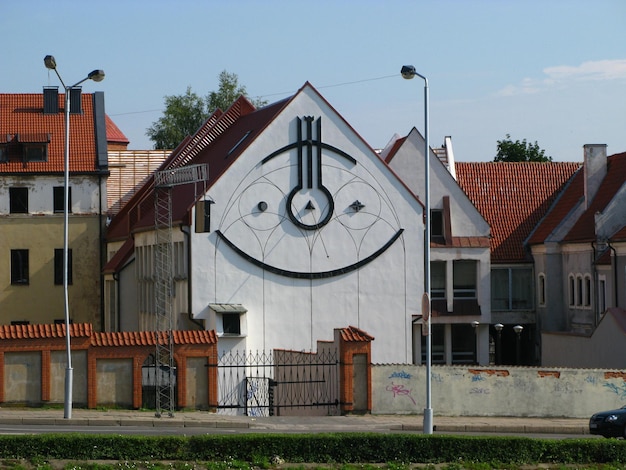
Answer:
[456,162,580,263]
[0,93,125,172]
[0,323,92,339]
[528,152,626,245]
[0,93,103,173]
[564,152,626,242]
[105,115,129,145]
[340,325,374,342]
[91,329,217,347]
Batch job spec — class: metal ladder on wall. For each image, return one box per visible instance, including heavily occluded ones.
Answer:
[153,164,208,417]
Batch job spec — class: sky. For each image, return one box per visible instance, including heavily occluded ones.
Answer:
[3,0,625,162]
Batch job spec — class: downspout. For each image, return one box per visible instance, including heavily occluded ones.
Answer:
[591,240,599,328]
[113,272,120,331]
[608,240,618,307]
[99,173,105,330]
[180,225,204,330]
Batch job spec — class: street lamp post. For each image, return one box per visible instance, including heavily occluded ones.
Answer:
[44,55,104,419]
[494,323,503,365]
[513,324,524,365]
[471,321,480,364]
[400,65,432,434]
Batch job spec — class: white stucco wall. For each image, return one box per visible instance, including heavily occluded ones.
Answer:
[191,85,423,364]
[373,364,626,418]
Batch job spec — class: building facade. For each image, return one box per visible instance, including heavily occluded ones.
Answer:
[0,90,110,328]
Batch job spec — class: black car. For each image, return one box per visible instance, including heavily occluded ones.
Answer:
[590,406,626,438]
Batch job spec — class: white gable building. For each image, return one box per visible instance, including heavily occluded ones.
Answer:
[105,83,424,364]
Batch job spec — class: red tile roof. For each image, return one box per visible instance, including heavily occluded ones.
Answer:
[456,162,580,263]
[0,323,92,339]
[563,152,626,242]
[431,236,490,249]
[528,152,626,245]
[0,322,216,345]
[0,93,124,173]
[105,94,290,243]
[91,329,217,347]
[105,115,129,145]
[0,93,98,173]
[340,326,374,342]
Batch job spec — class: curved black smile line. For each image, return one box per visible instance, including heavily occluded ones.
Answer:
[215,229,404,279]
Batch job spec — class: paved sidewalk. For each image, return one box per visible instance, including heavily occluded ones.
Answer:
[0,408,591,435]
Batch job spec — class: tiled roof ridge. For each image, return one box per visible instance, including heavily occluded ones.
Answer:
[340,325,374,342]
[0,323,92,340]
[91,329,217,346]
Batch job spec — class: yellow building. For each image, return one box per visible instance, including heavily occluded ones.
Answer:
[0,90,126,329]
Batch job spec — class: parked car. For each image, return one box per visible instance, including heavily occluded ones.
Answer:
[589,406,626,438]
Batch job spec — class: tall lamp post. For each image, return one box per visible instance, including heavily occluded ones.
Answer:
[401,65,432,434]
[44,55,105,419]
[494,323,503,365]
[514,325,524,365]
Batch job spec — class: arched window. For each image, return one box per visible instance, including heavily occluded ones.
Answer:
[584,274,592,307]
[568,274,575,307]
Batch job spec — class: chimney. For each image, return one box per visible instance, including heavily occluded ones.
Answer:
[69,87,82,114]
[583,144,607,209]
[43,87,59,114]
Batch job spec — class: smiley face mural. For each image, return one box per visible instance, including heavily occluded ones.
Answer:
[214,115,405,279]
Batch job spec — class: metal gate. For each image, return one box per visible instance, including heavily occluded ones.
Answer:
[214,349,340,416]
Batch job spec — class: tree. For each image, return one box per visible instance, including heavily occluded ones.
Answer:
[146,71,267,149]
[494,134,552,162]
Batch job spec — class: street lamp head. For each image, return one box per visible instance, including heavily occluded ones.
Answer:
[88,69,105,82]
[471,320,480,329]
[44,55,57,70]
[401,65,417,80]
[513,325,524,335]
[494,323,504,332]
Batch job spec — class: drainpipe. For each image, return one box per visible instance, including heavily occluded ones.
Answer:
[99,173,105,331]
[180,225,204,330]
[591,240,599,327]
[608,240,618,307]
[113,272,120,331]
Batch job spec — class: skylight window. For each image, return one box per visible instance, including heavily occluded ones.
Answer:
[227,131,251,156]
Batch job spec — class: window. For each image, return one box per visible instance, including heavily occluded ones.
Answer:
[0,143,7,162]
[9,187,28,213]
[10,249,29,285]
[576,275,583,306]
[195,200,212,233]
[222,314,241,335]
[584,275,592,307]
[491,267,533,310]
[23,143,48,162]
[431,210,444,237]
[538,273,546,306]
[54,249,73,285]
[211,304,247,337]
[53,186,72,213]
[453,260,477,298]
[431,261,446,298]
[568,274,575,306]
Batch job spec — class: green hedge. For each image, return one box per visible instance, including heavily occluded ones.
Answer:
[0,433,624,465]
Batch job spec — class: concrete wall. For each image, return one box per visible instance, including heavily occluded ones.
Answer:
[372,364,626,418]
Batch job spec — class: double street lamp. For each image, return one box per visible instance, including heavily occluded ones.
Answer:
[44,55,105,419]
[401,65,432,434]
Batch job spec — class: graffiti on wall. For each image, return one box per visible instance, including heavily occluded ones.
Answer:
[386,371,416,405]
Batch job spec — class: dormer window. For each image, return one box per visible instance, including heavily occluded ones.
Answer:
[0,134,9,162]
[17,134,50,163]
